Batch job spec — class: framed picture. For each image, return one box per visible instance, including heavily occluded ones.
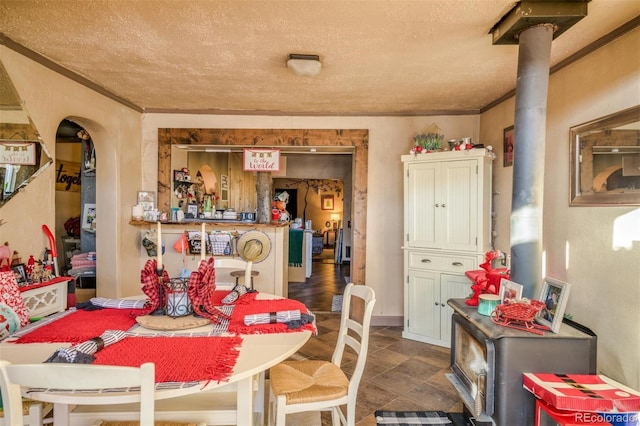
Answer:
[186,203,198,218]
[499,278,523,303]
[11,263,28,285]
[82,203,96,230]
[536,277,571,333]
[137,191,155,211]
[503,125,514,167]
[173,170,186,182]
[321,194,334,210]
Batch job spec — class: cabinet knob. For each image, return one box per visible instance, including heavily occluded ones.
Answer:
[421,259,432,263]
[434,302,439,306]
[452,261,463,267]
[442,204,446,208]
[435,203,440,207]
[441,303,446,307]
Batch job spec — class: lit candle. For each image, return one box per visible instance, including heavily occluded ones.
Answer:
[157,221,163,270]
[201,222,206,261]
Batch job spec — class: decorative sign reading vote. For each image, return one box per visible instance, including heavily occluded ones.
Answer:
[0,142,36,165]
[243,149,280,171]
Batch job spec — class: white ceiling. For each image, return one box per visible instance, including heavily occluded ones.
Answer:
[1,0,638,115]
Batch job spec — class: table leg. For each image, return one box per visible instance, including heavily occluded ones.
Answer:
[237,375,255,426]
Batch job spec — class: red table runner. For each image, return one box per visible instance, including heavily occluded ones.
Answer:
[14,309,144,343]
[93,335,242,383]
[228,299,316,335]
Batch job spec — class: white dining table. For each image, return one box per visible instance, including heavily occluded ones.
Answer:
[0,292,312,426]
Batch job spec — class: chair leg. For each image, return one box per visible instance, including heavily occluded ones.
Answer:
[275,395,287,426]
[331,407,341,426]
[26,402,44,426]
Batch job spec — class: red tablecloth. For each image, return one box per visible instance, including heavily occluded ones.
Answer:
[93,335,242,383]
[14,309,144,343]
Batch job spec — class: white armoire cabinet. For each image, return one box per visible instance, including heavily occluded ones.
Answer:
[402,149,492,347]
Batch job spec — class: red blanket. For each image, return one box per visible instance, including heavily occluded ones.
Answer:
[15,309,144,343]
[228,299,316,335]
[93,335,242,383]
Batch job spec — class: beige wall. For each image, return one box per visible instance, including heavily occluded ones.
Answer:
[480,28,640,389]
[1,46,143,299]
[2,26,638,390]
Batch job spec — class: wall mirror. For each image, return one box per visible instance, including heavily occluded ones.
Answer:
[0,61,52,207]
[570,105,640,206]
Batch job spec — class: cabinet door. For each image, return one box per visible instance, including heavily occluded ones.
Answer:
[441,159,479,251]
[405,162,440,249]
[406,269,440,338]
[440,273,473,341]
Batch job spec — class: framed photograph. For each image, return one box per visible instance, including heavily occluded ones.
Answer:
[536,277,571,333]
[499,278,523,303]
[186,203,198,218]
[503,125,514,167]
[173,170,186,182]
[82,203,96,230]
[321,194,334,210]
[11,263,28,285]
[137,191,155,211]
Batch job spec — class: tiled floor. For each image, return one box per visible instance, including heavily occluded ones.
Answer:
[285,256,464,425]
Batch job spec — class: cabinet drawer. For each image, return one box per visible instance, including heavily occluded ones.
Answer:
[408,252,478,273]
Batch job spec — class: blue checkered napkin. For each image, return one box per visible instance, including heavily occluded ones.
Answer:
[375,411,452,425]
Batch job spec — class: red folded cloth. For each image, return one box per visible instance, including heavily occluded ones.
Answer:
[93,335,243,383]
[14,309,144,344]
[228,299,315,335]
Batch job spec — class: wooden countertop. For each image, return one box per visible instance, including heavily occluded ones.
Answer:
[129,219,290,227]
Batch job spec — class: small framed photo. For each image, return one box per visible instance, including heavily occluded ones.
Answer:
[503,125,514,167]
[173,169,186,182]
[137,191,155,211]
[321,194,334,210]
[186,203,198,218]
[11,263,28,285]
[82,203,96,230]
[536,277,571,333]
[499,278,523,303]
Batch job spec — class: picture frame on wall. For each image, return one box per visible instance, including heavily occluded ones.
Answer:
[82,203,96,230]
[321,194,334,210]
[536,277,571,333]
[137,191,155,211]
[503,125,514,167]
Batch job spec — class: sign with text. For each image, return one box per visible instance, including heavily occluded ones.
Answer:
[243,149,280,171]
[55,160,82,192]
[0,142,36,165]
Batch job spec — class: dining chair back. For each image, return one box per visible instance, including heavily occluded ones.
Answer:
[268,283,376,426]
[0,360,155,426]
[214,258,253,289]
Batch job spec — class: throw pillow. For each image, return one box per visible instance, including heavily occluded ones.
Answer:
[0,271,30,330]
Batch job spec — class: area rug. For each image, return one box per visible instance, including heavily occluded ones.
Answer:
[375,410,452,425]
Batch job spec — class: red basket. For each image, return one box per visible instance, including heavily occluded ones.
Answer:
[494,300,545,322]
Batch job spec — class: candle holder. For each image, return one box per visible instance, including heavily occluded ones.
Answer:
[150,268,167,316]
[165,278,193,318]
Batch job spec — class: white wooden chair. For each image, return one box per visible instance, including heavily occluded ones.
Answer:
[0,361,156,426]
[214,258,253,289]
[268,283,376,426]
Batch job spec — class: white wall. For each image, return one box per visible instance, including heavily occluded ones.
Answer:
[480,28,640,389]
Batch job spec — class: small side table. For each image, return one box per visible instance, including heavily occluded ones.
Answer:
[230,270,260,290]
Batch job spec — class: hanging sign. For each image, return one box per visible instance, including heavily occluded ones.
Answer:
[0,142,36,165]
[55,160,82,192]
[243,149,280,171]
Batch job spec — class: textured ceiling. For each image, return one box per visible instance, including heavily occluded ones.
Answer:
[0,0,638,115]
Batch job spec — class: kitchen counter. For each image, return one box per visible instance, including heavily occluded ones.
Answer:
[129,219,290,227]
